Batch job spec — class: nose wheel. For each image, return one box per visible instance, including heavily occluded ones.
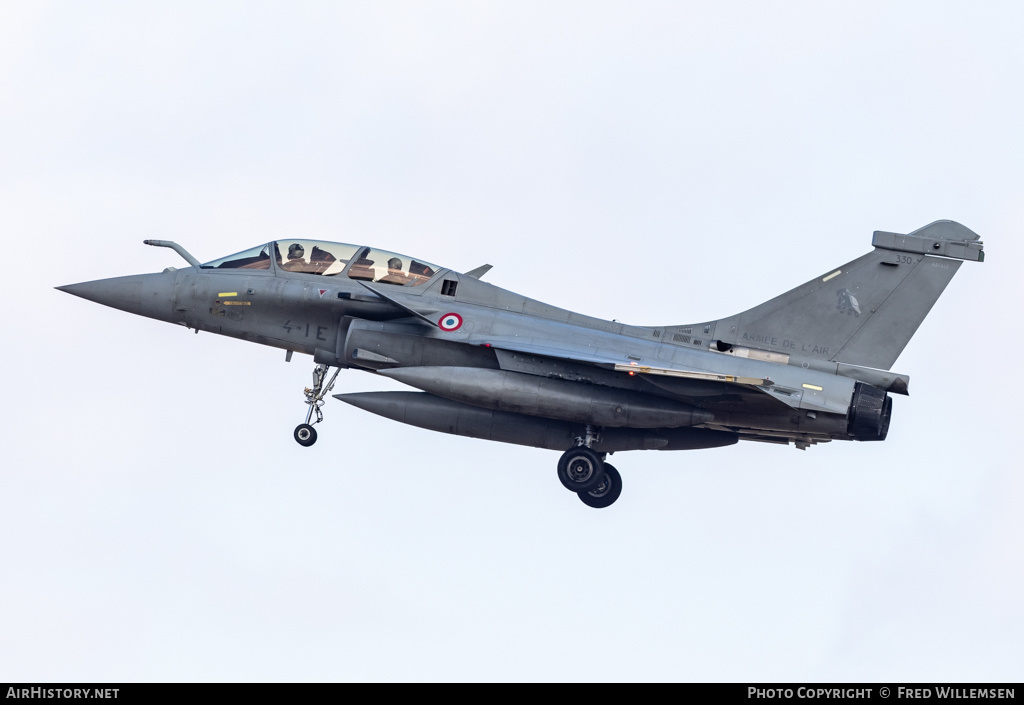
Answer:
[294,423,317,447]
[294,364,340,446]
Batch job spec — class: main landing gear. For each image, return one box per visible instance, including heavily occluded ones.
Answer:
[294,363,340,447]
[578,463,622,509]
[556,425,623,508]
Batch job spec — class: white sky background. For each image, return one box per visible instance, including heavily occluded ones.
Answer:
[1,0,1022,682]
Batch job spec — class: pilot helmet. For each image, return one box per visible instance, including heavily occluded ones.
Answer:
[288,243,305,259]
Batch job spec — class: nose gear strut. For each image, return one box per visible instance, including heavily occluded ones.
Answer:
[294,364,340,446]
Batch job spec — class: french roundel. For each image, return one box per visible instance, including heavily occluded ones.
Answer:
[438,313,463,331]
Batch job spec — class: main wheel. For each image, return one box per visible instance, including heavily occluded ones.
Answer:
[294,423,318,447]
[556,447,605,493]
[578,463,622,509]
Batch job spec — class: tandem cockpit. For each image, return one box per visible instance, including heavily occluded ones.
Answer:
[200,240,441,287]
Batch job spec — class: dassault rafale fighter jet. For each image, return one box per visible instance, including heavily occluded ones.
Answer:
[58,220,983,508]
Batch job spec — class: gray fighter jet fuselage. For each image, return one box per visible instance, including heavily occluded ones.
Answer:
[58,221,985,508]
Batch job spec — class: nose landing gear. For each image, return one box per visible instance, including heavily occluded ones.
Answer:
[294,363,340,447]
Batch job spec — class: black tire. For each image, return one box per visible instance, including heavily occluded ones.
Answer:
[578,463,622,509]
[294,423,317,447]
[556,447,605,492]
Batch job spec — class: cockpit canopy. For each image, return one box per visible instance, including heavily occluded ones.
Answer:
[200,240,440,287]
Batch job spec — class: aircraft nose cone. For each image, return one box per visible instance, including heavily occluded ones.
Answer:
[57,277,143,309]
[56,272,178,321]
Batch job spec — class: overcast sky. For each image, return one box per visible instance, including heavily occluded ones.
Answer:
[1,1,1021,682]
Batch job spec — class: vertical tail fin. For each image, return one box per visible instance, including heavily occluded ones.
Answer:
[691,221,984,370]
